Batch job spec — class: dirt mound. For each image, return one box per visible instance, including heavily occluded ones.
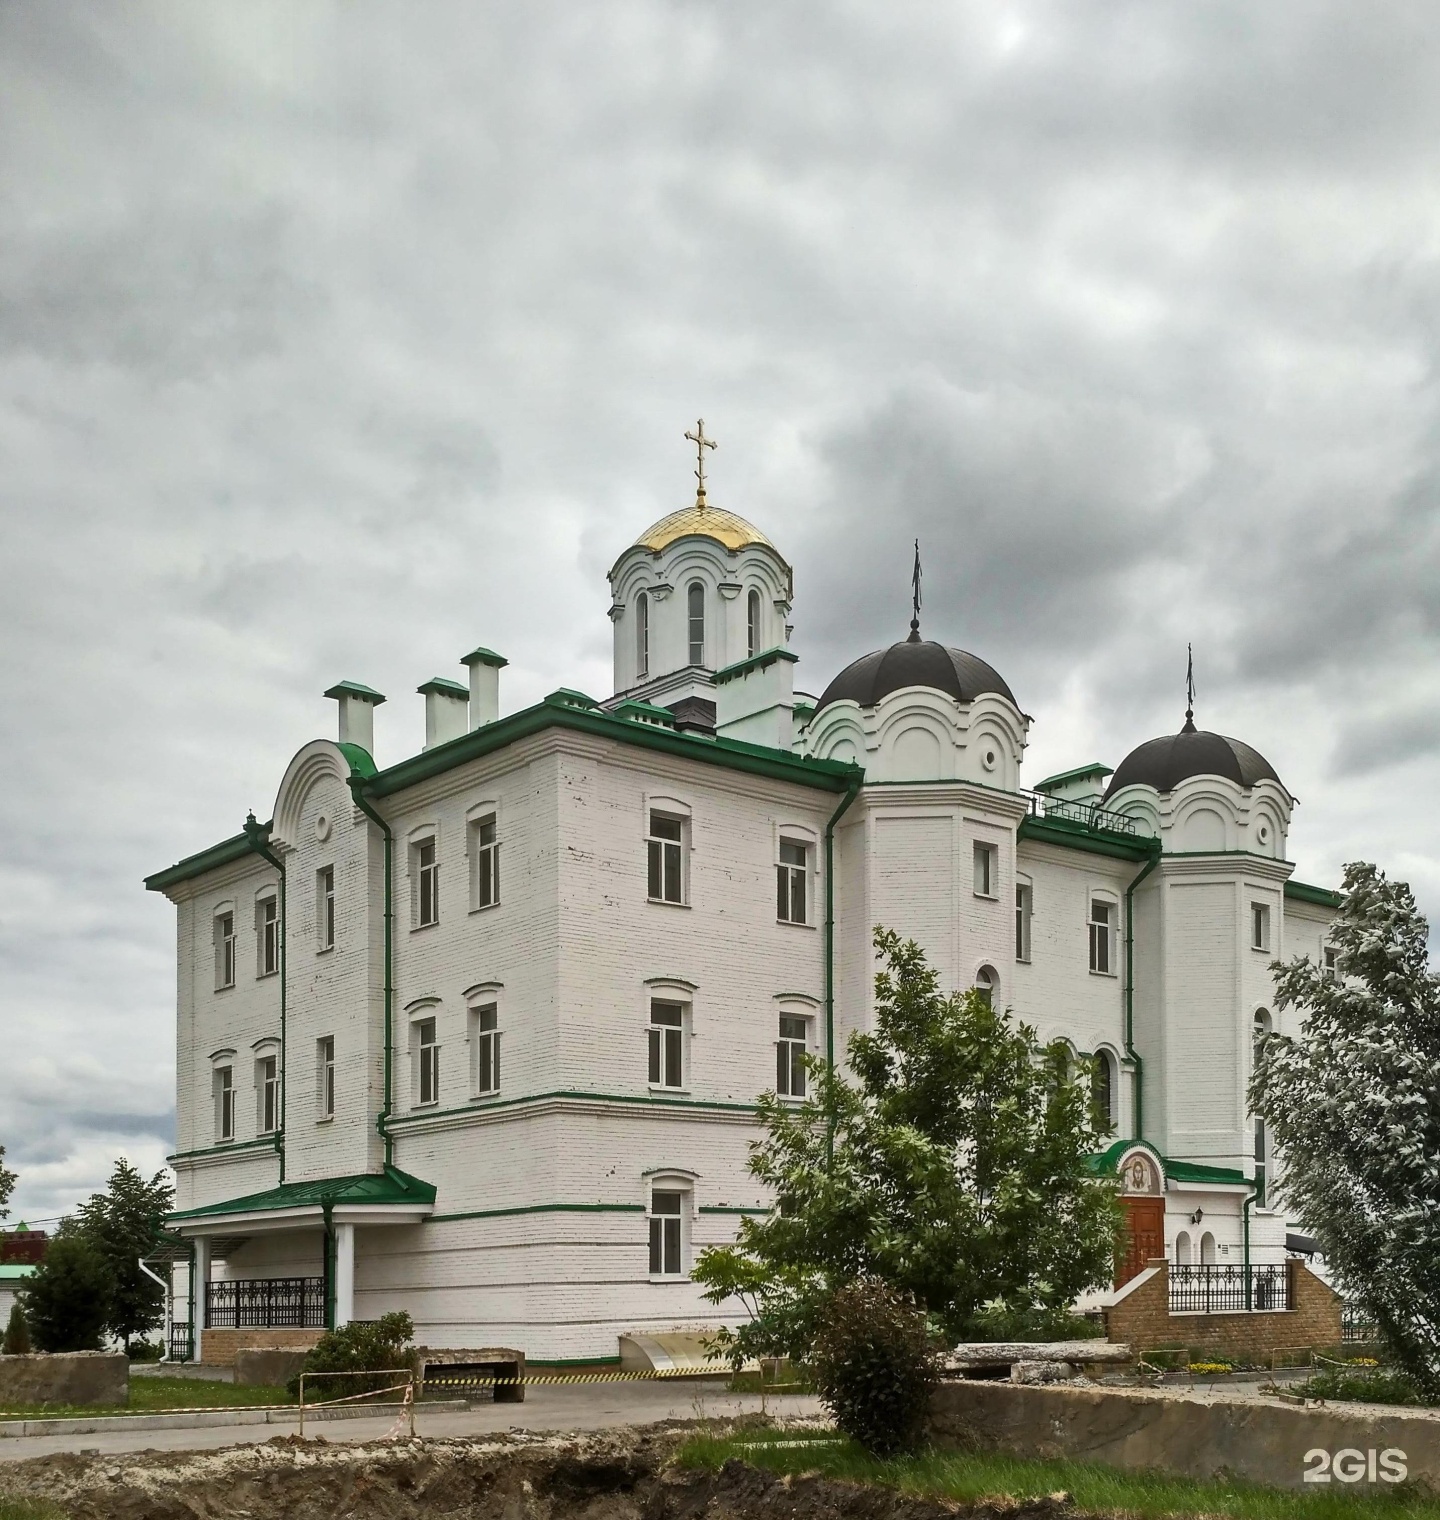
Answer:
[0,1426,1078,1520]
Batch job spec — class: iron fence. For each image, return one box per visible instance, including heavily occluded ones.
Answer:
[1342,1303,1379,1343]
[1023,791,1139,836]
[168,1320,192,1361]
[205,1276,326,1329]
[1169,1263,1291,1314]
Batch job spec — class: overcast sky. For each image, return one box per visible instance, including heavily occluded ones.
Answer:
[4,2,1439,1223]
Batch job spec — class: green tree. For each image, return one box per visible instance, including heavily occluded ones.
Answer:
[0,1145,15,1223]
[1252,861,1440,1398]
[694,928,1120,1363]
[3,1299,31,1354]
[21,1233,113,1352]
[287,1311,415,1399]
[74,1158,175,1353]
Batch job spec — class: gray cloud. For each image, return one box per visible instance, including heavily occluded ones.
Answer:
[3,0,1438,1220]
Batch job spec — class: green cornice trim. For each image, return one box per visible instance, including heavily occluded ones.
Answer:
[384,1088,763,1128]
[713,647,799,685]
[461,647,508,669]
[365,694,860,799]
[323,680,386,704]
[1285,879,1343,909]
[1087,1137,1248,1187]
[429,1202,646,1223]
[1034,762,1113,793]
[417,676,469,698]
[167,1137,279,1164]
[145,826,270,893]
[337,742,378,779]
[1018,815,1158,863]
[614,700,677,728]
[699,1205,769,1215]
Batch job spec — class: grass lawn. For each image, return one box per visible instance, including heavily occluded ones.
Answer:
[0,1375,293,1421]
[0,1503,66,1520]
[678,1429,1440,1520]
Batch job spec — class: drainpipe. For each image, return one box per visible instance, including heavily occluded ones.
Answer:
[244,812,288,1182]
[1242,1185,1259,1311]
[824,771,863,1166]
[348,781,395,1167]
[139,1258,170,1361]
[1123,841,1162,1142]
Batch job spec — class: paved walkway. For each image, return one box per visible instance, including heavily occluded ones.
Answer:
[0,1381,824,1463]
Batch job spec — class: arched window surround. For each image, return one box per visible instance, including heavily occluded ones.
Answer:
[687,582,706,667]
[636,592,650,679]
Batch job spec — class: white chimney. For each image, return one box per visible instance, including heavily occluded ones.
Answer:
[461,646,507,728]
[714,648,798,751]
[323,681,386,757]
[418,677,470,750]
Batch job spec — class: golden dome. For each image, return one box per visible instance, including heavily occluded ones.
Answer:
[629,503,780,558]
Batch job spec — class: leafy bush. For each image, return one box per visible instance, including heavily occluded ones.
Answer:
[21,1235,112,1352]
[1292,1365,1429,1407]
[968,1300,1104,1343]
[3,1300,31,1355]
[127,1337,163,1362]
[287,1311,415,1400]
[809,1281,940,1455]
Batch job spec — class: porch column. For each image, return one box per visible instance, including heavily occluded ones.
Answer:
[191,1236,210,1364]
[334,1223,355,1328]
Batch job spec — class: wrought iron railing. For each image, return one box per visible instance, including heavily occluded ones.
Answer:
[1023,791,1139,837]
[169,1320,192,1361]
[1342,1303,1379,1343]
[205,1276,325,1329]
[1169,1263,1290,1314]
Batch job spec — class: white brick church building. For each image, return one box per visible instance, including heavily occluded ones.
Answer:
[150,456,1338,1362]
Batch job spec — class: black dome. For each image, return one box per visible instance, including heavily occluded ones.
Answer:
[1103,725,1283,800]
[816,636,1017,713]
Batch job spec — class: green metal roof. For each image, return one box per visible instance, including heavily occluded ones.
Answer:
[714,647,799,685]
[168,1166,435,1223]
[1088,1138,1248,1188]
[322,680,386,705]
[416,676,470,698]
[0,1264,35,1280]
[1018,813,1158,863]
[1034,761,1113,793]
[1285,879,1342,909]
[461,647,508,669]
[144,824,270,893]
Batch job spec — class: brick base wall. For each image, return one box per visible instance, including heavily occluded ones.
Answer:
[1104,1259,1342,1362]
[200,1328,325,1368]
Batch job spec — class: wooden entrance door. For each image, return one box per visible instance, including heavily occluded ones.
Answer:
[1117,1196,1165,1287]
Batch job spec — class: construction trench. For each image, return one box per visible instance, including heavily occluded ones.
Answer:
[0,1425,1073,1520]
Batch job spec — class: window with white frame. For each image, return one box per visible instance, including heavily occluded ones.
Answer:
[647,812,685,904]
[636,591,650,678]
[973,842,998,898]
[687,582,705,666]
[1093,1050,1116,1130]
[470,814,499,909]
[776,840,808,924]
[257,894,279,978]
[214,911,236,990]
[1015,883,1032,962]
[1323,944,1337,979]
[1251,902,1271,952]
[256,1054,279,1135]
[648,1185,687,1277]
[415,1017,439,1106]
[1089,900,1114,975]
[317,1036,335,1120]
[471,1004,500,1095]
[415,837,439,927]
[747,589,761,658]
[777,1013,810,1098]
[214,1065,234,1142]
[317,866,335,951]
[648,1000,685,1088]
[974,965,997,1008]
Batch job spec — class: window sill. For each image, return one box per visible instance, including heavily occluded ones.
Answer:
[315,1116,334,1125]
[256,969,279,981]
[649,1084,690,1097]
[776,917,817,930]
[411,1101,439,1112]
[973,892,999,902]
[316,945,335,956]
[469,901,501,916]
[411,921,440,934]
[215,983,235,994]
[647,898,691,909]
[1015,956,1032,965]
[1089,969,1118,979]
[1251,946,1271,955]
[257,1129,279,1139]
[471,1089,501,1102]
[648,1274,690,1284]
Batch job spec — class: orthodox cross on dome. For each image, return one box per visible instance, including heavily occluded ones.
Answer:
[1183,643,1197,733]
[684,419,717,508]
[907,539,923,643]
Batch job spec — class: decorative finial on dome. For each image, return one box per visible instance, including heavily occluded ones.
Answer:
[1182,643,1197,733]
[907,538,922,643]
[684,419,717,509]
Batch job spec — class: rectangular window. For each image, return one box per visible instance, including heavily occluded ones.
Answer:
[648,1001,685,1088]
[417,1017,439,1106]
[257,1056,279,1135]
[1323,945,1337,979]
[648,1189,684,1276]
[317,866,335,951]
[973,842,997,898]
[776,840,808,924]
[1089,900,1113,975]
[215,912,236,989]
[472,815,499,909]
[258,896,279,977]
[647,813,685,904]
[473,1005,500,1095]
[1254,1117,1268,1207]
[1251,902,1271,952]
[777,1014,809,1098]
[1015,884,1032,962]
[214,1066,234,1141]
[317,1036,335,1120]
[416,839,439,927]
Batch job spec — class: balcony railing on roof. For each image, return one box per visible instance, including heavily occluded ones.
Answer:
[205,1276,325,1329]
[1169,1263,1290,1314]
[1023,790,1139,837]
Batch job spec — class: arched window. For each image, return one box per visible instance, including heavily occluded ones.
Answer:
[636,592,649,679]
[687,582,705,666]
[974,965,998,1009]
[1093,1050,1115,1131]
[1200,1231,1217,1265]
[1175,1231,1192,1265]
[747,589,761,657]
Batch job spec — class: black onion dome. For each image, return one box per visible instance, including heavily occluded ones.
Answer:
[816,637,1017,713]
[1103,725,1282,800]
